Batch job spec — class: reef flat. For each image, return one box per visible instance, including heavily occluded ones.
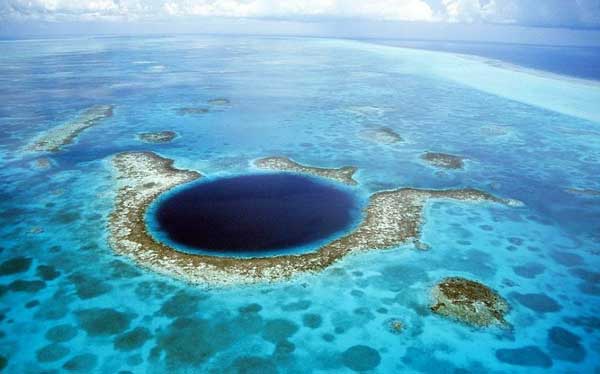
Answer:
[137,131,177,144]
[421,152,465,169]
[431,277,509,328]
[208,98,230,105]
[33,157,52,169]
[557,126,600,137]
[360,126,403,144]
[28,105,113,152]
[321,187,520,253]
[176,107,209,115]
[481,125,511,137]
[345,105,392,117]
[254,156,358,186]
[175,98,230,116]
[565,188,600,197]
[109,152,519,286]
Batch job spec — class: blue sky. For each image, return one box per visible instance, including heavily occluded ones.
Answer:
[1,0,600,43]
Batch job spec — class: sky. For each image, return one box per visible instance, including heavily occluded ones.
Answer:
[1,0,600,44]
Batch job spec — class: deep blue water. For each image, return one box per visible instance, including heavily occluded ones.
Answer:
[367,39,600,81]
[0,35,599,373]
[155,174,357,252]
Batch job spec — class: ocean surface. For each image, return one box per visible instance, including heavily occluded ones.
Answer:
[367,39,600,82]
[0,35,599,373]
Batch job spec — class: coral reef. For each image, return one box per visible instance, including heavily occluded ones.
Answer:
[386,318,404,334]
[342,345,381,371]
[108,152,520,285]
[345,106,391,117]
[34,158,52,169]
[137,131,177,144]
[176,107,209,115]
[208,98,230,105]
[481,125,511,136]
[254,156,358,186]
[360,126,403,144]
[495,346,552,368]
[421,152,465,169]
[0,256,32,275]
[431,277,509,327]
[28,105,113,152]
[565,188,600,197]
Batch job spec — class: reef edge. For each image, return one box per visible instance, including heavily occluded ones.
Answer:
[109,151,520,286]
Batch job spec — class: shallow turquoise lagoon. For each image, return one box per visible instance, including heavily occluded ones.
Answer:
[0,35,599,373]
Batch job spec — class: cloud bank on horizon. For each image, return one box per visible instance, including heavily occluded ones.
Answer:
[1,0,599,29]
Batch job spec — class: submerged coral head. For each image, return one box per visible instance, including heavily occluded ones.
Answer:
[154,173,358,253]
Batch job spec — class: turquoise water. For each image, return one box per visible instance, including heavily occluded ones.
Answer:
[0,35,599,373]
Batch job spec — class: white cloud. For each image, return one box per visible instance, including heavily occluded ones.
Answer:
[440,0,600,27]
[443,0,486,22]
[1,0,599,28]
[161,0,434,21]
[1,0,151,21]
[2,0,434,22]
[577,0,600,26]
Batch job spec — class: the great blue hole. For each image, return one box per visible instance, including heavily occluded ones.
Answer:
[154,173,358,253]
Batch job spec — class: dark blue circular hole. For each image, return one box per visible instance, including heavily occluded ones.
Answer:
[154,173,359,253]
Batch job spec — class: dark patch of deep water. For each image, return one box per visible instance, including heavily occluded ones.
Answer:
[153,173,359,254]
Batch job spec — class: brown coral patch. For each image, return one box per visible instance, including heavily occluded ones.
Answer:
[137,131,177,144]
[254,156,358,186]
[421,152,465,169]
[431,277,509,327]
[176,107,209,115]
[34,158,53,169]
[360,126,403,144]
[208,98,230,105]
